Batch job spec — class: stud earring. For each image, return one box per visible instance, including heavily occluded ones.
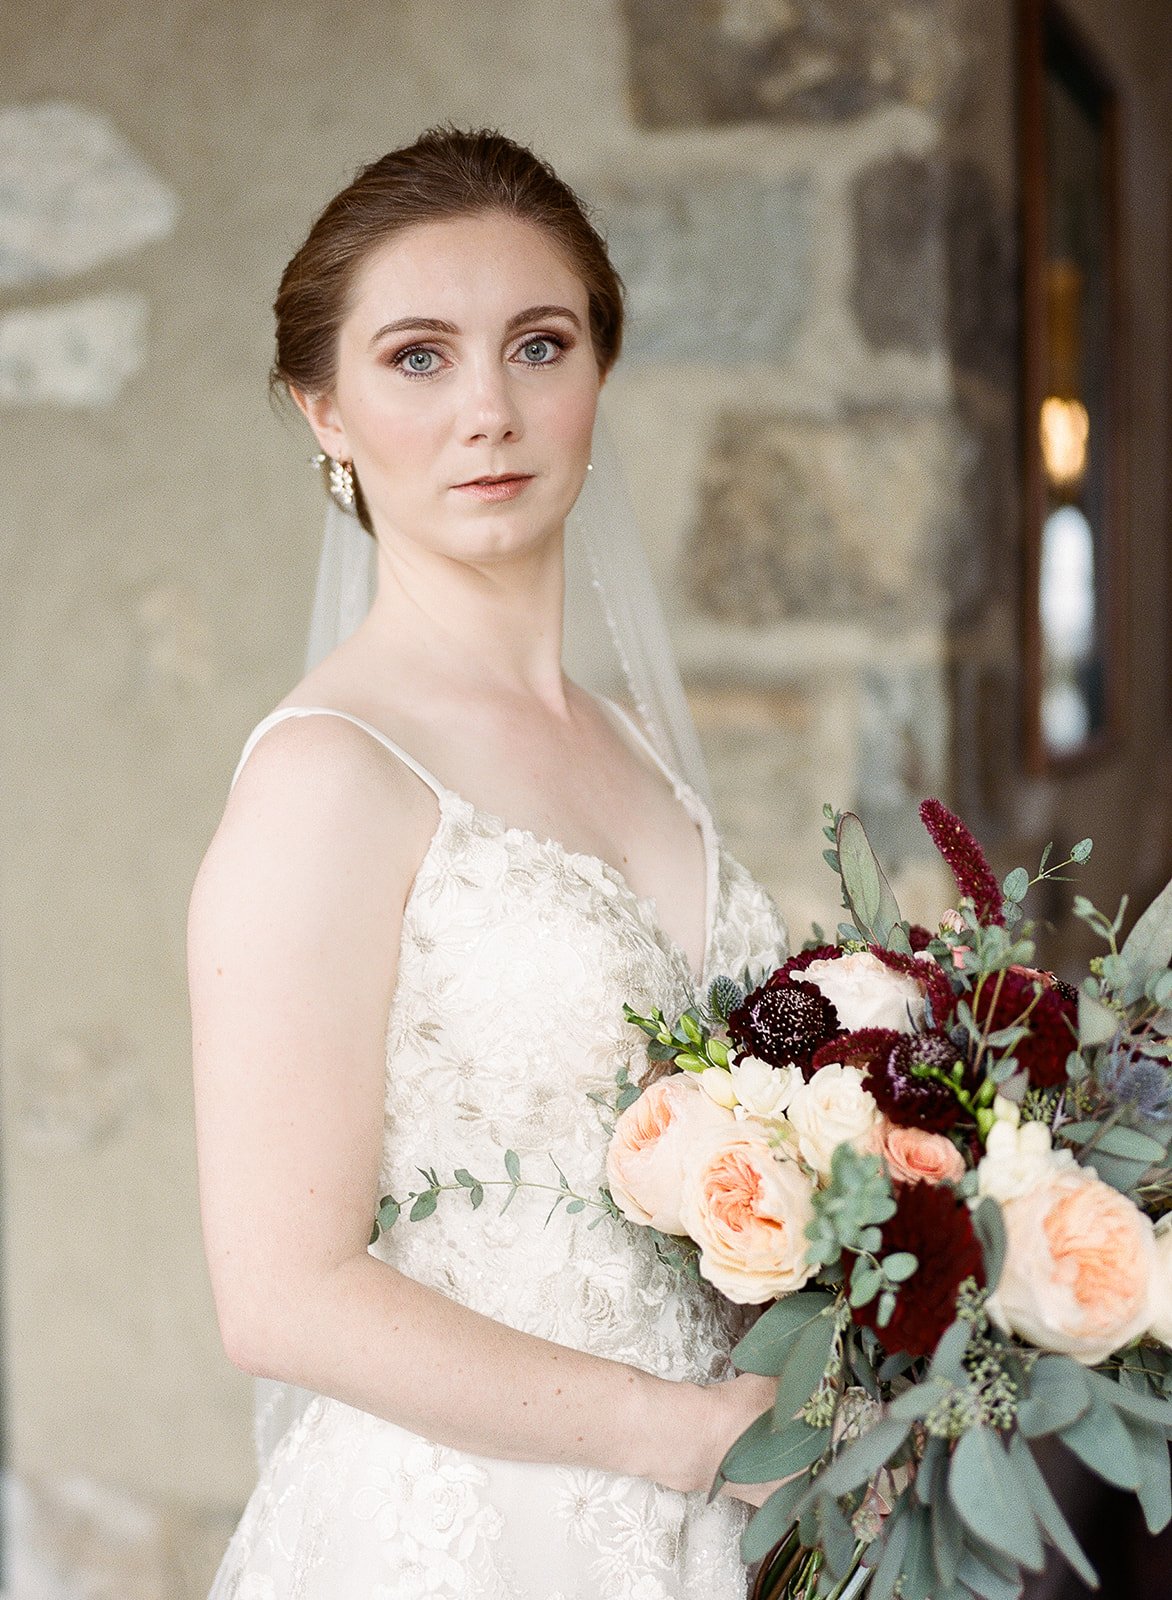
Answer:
[587,461,594,471]
[310,452,356,513]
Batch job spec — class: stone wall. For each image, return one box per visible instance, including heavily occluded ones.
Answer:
[0,2,1169,1594]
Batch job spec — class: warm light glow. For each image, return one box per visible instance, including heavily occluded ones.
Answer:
[1040,395,1090,489]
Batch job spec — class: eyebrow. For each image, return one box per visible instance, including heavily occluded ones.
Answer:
[368,304,583,347]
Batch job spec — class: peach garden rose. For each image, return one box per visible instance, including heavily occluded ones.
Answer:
[606,1071,734,1236]
[990,1164,1157,1365]
[680,1127,817,1303]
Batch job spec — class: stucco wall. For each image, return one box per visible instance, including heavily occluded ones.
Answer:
[1,2,1169,1594]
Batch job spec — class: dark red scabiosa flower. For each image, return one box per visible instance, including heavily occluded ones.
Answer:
[919,798,1005,927]
[969,968,1077,1089]
[727,979,839,1076]
[810,1029,971,1132]
[765,945,841,988]
[908,924,935,952]
[850,1182,985,1358]
[868,943,958,1032]
[865,1031,973,1132]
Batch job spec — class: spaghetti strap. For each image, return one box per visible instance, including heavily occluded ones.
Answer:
[599,695,689,797]
[229,705,448,800]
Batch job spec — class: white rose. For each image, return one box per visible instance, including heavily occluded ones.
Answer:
[730,1055,800,1128]
[785,1062,882,1177]
[976,1117,1075,1204]
[1149,1215,1172,1347]
[802,951,925,1033]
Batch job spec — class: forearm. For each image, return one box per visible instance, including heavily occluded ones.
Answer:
[229,1250,716,1491]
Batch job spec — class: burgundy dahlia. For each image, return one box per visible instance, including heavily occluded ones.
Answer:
[919,798,1005,927]
[727,979,839,1075]
[850,1181,985,1357]
[969,968,1077,1089]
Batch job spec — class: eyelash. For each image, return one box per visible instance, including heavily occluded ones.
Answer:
[387,332,571,380]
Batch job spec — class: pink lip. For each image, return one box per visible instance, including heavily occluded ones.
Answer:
[452,474,533,502]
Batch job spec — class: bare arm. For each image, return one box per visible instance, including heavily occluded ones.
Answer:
[189,717,771,1495]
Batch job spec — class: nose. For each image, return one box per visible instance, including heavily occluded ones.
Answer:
[458,354,523,446]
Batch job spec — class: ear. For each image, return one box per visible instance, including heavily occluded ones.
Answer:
[289,385,352,462]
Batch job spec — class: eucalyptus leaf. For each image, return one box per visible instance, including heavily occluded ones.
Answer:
[947,1426,1045,1570]
[929,1317,972,1383]
[1059,1123,1166,1162]
[739,1473,809,1564]
[1058,1395,1142,1489]
[1084,1367,1172,1433]
[1007,1431,1099,1588]
[408,1190,438,1221]
[1003,867,1030,903]
[731,1292,836,1376]
[1126,1417,1172,1534]
[503,1149,521,1182]
[955,1539,1027,1600]
[898,1506,937,1600]
[836,812,902,945]
[970,1196,1006,1294]
[816,1493,857,1582]
[1018,1356,1092,1438]
[770,1309,838,1428]
[803,1417,911,1500]
[890,1375,954,1423]
[721,1413,828,1485]
[930,1473,966,1590]
[1120,873,1172,985]
[867,1505,912,1600]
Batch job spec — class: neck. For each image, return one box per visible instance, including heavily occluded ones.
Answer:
[363,524,570,711]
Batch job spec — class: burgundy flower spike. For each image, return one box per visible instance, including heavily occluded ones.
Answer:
[919,798,1005,927]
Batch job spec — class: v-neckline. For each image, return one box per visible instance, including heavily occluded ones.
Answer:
[433,785,719,994]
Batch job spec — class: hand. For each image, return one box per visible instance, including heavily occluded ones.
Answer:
[703,1372,797,1509]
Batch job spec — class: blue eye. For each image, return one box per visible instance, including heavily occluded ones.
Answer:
[516,336,565,365]
[399,348,439,375]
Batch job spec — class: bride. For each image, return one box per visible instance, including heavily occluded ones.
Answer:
[189,125,791,1599]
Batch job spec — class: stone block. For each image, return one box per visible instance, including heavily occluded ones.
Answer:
[685,405,975,627]
[851,152,1017,385]
[592,175,813,363]
[620,0,981,128]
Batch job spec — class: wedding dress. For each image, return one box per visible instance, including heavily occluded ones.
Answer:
[207,694,789,1600]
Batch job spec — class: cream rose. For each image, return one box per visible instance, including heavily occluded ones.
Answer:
[730,1055,801,1129]
[786,1062,882,1177]
[976,1117,1075,1203]
[1148,1215,1172,1347]
[990,1166,1157,1364]
[606,1073,734,1235]
[801,950,926,1033]
[680,1128,816,1303]
[880,1120,966,1186]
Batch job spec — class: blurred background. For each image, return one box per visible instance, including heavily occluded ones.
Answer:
[0,0,1169,1594]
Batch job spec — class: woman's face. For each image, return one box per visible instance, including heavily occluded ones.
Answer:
[297,211,604,564]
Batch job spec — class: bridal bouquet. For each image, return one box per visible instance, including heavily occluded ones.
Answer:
[607,800,1172,1600]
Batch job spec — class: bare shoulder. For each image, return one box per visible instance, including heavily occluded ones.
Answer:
[189,710,439,958]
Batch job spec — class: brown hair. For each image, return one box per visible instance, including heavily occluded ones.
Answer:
[272,122,624,399]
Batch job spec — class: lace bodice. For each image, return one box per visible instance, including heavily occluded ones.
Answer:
[210,701,790,1600]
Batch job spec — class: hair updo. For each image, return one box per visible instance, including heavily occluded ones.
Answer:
[272,123,625,402]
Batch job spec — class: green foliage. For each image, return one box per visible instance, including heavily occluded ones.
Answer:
[948,1426,1046,1571]
[719,1411,829,1485]
[833,811,903,948]
[731,1291,836,1376]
